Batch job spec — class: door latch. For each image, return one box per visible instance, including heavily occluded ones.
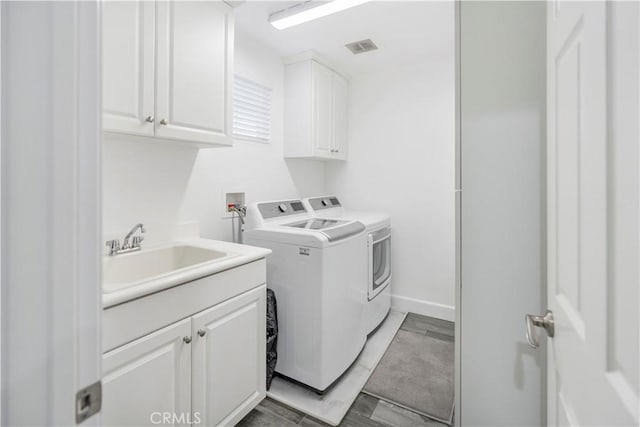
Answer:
[525,310,555,348]
[76,381,102,424]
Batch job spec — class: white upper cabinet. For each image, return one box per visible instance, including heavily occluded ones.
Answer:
[284,58,349,160]
[311,61,335,157]
[103,0,234,147]
[332,72,349,160]
[103,1,155,136]
[156,1,233,145]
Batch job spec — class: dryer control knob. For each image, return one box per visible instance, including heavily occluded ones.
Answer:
[322,199,330,206]
[278,203,288,213]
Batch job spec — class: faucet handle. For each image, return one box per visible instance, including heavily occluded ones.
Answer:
[105,239,120,256]
[132,235,144,248]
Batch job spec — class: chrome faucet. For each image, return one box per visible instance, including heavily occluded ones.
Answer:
[105,223,146,256]
[123,223,146,249]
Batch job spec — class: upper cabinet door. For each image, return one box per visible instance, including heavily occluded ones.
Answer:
[155,1,234,146]
[311,61,335,158]
[103,0,155,136]
[332,73,348,160]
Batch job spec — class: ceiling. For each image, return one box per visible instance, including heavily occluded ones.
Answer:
[234,1,455,76]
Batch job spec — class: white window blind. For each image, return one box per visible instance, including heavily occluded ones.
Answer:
[233,75,272,143]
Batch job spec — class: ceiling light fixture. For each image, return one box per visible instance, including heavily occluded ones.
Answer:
[269,0,372,30]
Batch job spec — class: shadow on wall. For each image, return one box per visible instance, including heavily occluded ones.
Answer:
[102,135,199,236]
[284,158,327,199]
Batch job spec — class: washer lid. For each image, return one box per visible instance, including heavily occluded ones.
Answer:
[283,218,365,242]
[284,218,347,230]
[344,211,390,231]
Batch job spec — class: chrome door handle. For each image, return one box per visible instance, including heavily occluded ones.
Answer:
[145,115,154,123]
[197,329,206,337]
[159,118,168,126]
[525,310,554,348]
[183,336,192,344]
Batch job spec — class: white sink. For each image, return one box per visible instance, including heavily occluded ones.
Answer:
[103,244,233,294]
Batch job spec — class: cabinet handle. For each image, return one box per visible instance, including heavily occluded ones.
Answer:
[183,336,192,344]
[159,118,168,126]
[197,329,207,337]
[145,115,154,123]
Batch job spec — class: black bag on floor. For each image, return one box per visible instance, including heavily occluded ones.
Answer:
[266,288,278,390]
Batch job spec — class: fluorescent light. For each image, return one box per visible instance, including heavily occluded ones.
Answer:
[269,0,372,30]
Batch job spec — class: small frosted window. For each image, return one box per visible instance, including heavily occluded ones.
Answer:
[233,75,272,143]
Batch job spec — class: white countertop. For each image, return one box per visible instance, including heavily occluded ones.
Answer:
[103,238,271,309]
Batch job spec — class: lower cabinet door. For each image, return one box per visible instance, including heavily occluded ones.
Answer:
[191,286,266,426]
[102,318,192,427]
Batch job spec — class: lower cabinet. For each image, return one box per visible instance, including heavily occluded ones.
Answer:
[192,287,266,426]
[102,285,266,426]
[103,318,192,426]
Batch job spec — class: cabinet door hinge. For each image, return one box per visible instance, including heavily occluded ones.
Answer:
[76,380,102,424]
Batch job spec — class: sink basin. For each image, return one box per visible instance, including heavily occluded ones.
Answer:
[103,244,232,294]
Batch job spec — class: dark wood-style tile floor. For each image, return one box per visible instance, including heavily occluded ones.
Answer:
[237,313,454,427]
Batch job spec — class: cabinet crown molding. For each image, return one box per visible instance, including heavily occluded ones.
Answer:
[283,50,349,80]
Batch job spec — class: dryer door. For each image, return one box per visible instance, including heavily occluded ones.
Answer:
[369,228,391,300]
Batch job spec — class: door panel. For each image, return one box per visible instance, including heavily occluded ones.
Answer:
[607,2,640,406]
[333,72,348,160]
[102,319,192,427]
[102,0,155,136]
[312,61,334,157]
[156,0,233,145]
[191,286,266,426]
[458,3,546,424]
[1,3,102,424]
[547,1,638,424]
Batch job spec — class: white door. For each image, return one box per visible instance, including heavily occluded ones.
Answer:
[102,0,155,136]
[102,319,192,427]
[155,0,233,145]
[332,72,348,160]
[546,1,638,425]
[312,61,335,158]
[2,2,102,424]
[191,286,266,426]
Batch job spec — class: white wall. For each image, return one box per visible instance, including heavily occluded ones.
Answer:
[459,2,546,426]
[325,60,456,320]
[103,32,326,243]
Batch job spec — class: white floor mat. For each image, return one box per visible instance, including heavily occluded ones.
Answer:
[266,310,407,426]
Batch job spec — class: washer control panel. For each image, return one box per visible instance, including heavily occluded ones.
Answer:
[258,200,307,219]
[308,196,341,211]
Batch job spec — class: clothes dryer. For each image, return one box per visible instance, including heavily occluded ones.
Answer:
[303,196,391,334]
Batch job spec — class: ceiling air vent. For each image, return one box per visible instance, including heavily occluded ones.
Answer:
[345,39,378,55]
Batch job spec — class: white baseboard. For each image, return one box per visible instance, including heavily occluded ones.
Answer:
[390,294,455,322]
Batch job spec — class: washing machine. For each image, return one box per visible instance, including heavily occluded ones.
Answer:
[244,199,368,392]
[303,196,391,335]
